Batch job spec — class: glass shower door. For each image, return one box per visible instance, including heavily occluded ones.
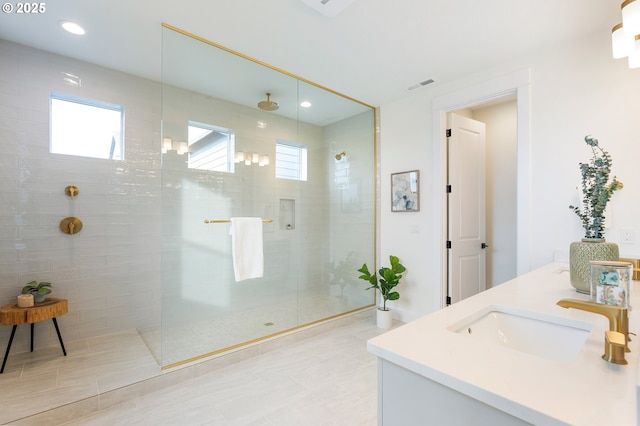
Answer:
[157,24,375,368]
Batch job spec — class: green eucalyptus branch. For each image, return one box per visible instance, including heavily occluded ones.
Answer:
[569,135,623,239]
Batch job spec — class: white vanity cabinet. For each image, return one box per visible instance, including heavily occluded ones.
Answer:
[377,359,530,425]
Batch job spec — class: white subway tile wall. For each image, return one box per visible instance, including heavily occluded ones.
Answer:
[0,39,162,353]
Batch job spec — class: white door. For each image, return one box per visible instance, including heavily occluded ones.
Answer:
[447,113,486,304]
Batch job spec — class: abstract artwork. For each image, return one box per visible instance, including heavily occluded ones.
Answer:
[391,170,419,212]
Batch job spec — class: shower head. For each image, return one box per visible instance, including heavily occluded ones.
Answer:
[335,151,347,160]
[257,92,279,111]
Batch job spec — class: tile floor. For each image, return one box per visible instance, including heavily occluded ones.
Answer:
[6,309,397,425]
[0,329,161,424]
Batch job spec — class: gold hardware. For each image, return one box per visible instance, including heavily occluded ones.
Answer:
[604,330,627,365]
[204,219,273,224]
[59,217,83,235]
[620,258,640,280]
[557,298,630,363]
[64,185,79,199]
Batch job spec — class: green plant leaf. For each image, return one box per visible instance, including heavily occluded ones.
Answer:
[21,281,52,295]
[357,257,405,306]
[357,263,370,275]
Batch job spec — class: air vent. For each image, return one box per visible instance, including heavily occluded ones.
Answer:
[300,0,357,17]
[407,78,435,91]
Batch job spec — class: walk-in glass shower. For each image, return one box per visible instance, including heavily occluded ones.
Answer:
[152,25,376,367]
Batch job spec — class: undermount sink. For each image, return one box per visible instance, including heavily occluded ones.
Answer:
[448,305,593,363]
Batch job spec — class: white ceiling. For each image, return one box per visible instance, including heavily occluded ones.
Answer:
[0,0,621,108]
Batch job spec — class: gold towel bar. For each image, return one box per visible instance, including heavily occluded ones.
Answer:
[204,219,273,224]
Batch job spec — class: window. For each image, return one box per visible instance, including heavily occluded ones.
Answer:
[276,140,307,181]
[50,93,124,160]
[187,121,234,173]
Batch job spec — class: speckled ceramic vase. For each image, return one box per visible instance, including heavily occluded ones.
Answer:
[569,238,619,293]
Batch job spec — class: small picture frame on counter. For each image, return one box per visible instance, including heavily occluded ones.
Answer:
[589,260,633,309]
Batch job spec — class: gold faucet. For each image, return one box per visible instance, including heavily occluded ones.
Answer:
[556,298,629,365]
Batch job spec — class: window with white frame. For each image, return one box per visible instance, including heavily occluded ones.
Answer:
[50,92,124,160]
[187,121,235,173]
[275,140,307,181]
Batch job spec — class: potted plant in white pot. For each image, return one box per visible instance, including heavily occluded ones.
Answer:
[568,135,623,293]
[22,281,52,303]
[358,255,405,329]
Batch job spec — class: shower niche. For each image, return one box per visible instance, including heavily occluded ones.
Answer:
[280,199,295,230]
[158,24,376,368]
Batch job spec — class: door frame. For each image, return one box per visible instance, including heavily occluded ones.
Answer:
[432,69,532,307]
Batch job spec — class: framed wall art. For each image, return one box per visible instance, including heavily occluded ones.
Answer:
[391,170,419,212]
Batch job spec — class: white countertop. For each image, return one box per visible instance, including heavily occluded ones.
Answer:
[367,263,640,425]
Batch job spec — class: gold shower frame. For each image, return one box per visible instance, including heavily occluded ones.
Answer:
[161,23,379,370]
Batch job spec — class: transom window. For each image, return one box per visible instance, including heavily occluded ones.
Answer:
[276,140,307,181]
[50,93,124,160]
[187,121,234,173]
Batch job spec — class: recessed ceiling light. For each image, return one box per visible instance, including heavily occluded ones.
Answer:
[60,21,85,35]
[300,101,312,108]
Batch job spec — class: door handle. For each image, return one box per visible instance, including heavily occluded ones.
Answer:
[481,243,489,249]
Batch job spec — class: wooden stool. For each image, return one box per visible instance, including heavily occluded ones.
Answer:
[0,298,68,373]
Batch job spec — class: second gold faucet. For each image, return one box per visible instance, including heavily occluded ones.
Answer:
[557,298,629,365]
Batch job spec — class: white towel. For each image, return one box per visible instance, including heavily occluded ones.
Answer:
[229,217,264,282]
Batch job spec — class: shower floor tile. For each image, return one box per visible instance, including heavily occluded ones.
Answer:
[0,329,161,424]
[142,291,370,366]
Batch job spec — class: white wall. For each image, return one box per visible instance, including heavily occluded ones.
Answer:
[380,30,640,320]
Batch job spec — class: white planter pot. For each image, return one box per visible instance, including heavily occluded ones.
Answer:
[376,308,393,329]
